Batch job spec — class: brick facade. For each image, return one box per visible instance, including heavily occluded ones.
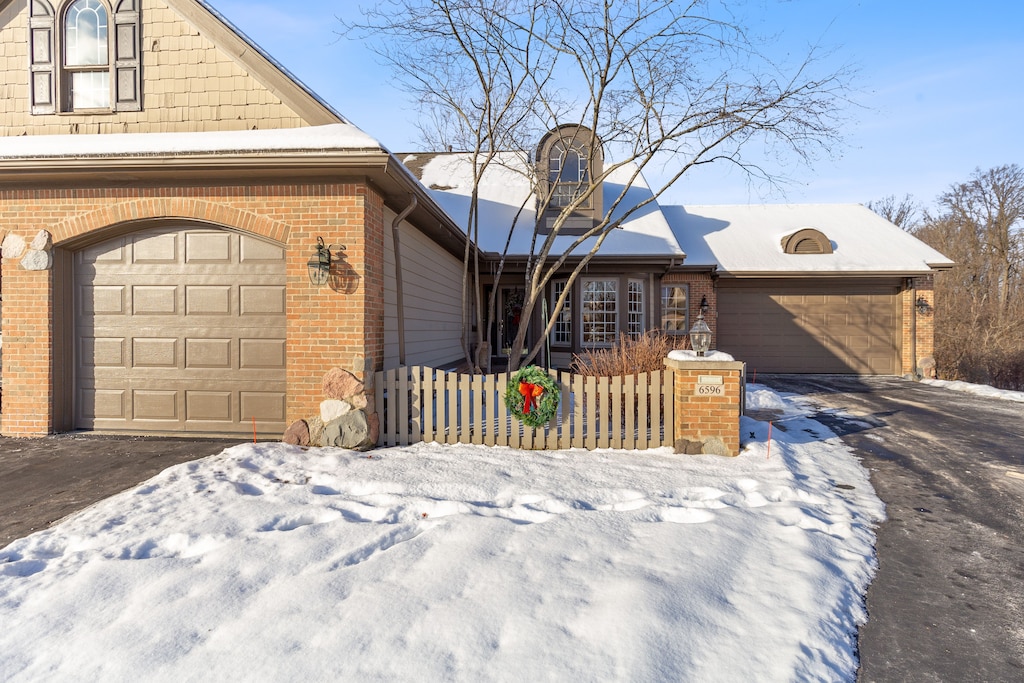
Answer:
[900,275,936,376]
[0,182,386,436]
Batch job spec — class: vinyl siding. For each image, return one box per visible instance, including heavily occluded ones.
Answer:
[383,208,465,369]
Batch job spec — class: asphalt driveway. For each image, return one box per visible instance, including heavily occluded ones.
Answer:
[0,434,241,547]
[760,375,1024,682]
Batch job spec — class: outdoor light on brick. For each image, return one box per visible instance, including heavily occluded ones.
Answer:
[307,236,334,287]
[689,311,712,357]
[916,296,932,316]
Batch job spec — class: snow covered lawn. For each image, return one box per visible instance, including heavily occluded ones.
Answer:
[0,386,883,682]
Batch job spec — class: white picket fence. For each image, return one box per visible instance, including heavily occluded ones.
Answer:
[374,366,674,450]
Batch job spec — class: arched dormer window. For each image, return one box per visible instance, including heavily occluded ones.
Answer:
[29,0,141,115]
[64,0,110,109]
[781,228,834,255]
[549,140,590,208]
[536,125,603,234]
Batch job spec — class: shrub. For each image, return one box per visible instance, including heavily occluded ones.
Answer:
[570,331,677,377]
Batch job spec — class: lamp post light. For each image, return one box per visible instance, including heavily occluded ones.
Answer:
[689,311,712,357]
[916,296,931,316]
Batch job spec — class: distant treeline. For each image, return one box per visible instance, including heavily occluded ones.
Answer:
[870,164,1024,391]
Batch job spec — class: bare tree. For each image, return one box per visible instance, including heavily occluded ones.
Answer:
[867,193,920,230]
[349,0,852,371]
[913,164,1024,388]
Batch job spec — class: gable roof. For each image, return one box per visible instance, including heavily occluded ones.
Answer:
[403,152,685,260]
[182,0,344,125]
[664,203,954,276]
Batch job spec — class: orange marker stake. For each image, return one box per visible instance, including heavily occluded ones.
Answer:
[252,416,257,443]
[766,421,773,460]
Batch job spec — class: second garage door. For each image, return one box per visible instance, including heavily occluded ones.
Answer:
[74,226,288,435]
[717,279,902,374]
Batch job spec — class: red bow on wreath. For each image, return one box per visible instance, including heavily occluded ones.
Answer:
[519,381,545,414]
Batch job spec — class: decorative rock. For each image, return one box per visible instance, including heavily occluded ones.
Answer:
[701,437,733,457]
[307,416,326,447]
[366,412,380,446]
[20,249,52,271]
[362,391,376,415]
[2,234,26,260]
[918,356,936,379]
[347,393,368,411]
[320,399,352,422]
[673,438,703,455]
[323,410,373,450]
[29,230,52,251]
[282,419,310,446]
[322,367,363,401]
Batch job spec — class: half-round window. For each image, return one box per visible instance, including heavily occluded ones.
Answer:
[781,228,833,255]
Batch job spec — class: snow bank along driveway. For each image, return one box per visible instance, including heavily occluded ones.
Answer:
[0,386,883,682]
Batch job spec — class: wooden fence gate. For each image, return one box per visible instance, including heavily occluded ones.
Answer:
[374,366,674,450]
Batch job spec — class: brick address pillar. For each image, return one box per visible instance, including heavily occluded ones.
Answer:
[664,357,746,456]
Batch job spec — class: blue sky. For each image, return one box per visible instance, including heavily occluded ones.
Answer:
[208,0,1024,212]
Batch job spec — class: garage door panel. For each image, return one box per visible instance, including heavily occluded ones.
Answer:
[133,233,178,263]
[186,233,232,263]
[186,286,232,315]
[718,280,900,374]
[75,226,287,435]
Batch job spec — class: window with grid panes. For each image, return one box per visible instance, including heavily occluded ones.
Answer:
[661,285,689,334]
[551,280,571,345]
[581,278,617,346]
[628,279,645,339]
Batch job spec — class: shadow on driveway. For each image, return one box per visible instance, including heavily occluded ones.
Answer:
[0,433,241,546]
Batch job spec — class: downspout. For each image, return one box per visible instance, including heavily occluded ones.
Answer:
[392,195,418,366]
[908,277,917,378]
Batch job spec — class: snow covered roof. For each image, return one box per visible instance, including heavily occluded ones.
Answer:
[663,203,954,275]
[0,124,384,160]
[407,152,685,258]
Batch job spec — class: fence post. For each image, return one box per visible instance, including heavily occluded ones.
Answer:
[664,356,746,456]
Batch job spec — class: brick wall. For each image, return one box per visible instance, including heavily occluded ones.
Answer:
[0,181,385,436]
[665,357,744,456]
[899,275,936,375]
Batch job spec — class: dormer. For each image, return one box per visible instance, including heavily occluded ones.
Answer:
[29,0,141,114]
[781,228,833,255]
[535,124,603,234]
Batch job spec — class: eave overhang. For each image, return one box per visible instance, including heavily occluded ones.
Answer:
[0,151,473,260]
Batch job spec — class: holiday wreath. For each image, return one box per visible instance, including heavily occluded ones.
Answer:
[504,365,560,428]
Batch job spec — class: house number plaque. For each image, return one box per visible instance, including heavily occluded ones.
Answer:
[695,375,724,396]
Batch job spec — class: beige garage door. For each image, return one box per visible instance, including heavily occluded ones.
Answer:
[717,280,901,374]
[75,226,287,434]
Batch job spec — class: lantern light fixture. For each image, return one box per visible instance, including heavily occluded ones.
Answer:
[689,311,712,357]
[915,296,931,316]
[307,236,344,288]
[699,295,709,315]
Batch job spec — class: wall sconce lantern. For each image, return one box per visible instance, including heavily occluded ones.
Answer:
[915,296,931,316]
[689,311,712,357]
[699,295,709,316]
[307,236,333,287]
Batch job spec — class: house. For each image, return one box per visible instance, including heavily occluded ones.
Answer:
[404,148,953,376]
[0,0,951,440]
[0,0,469,437]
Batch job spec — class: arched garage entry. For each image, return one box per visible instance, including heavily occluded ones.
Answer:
[72,224,287,435]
